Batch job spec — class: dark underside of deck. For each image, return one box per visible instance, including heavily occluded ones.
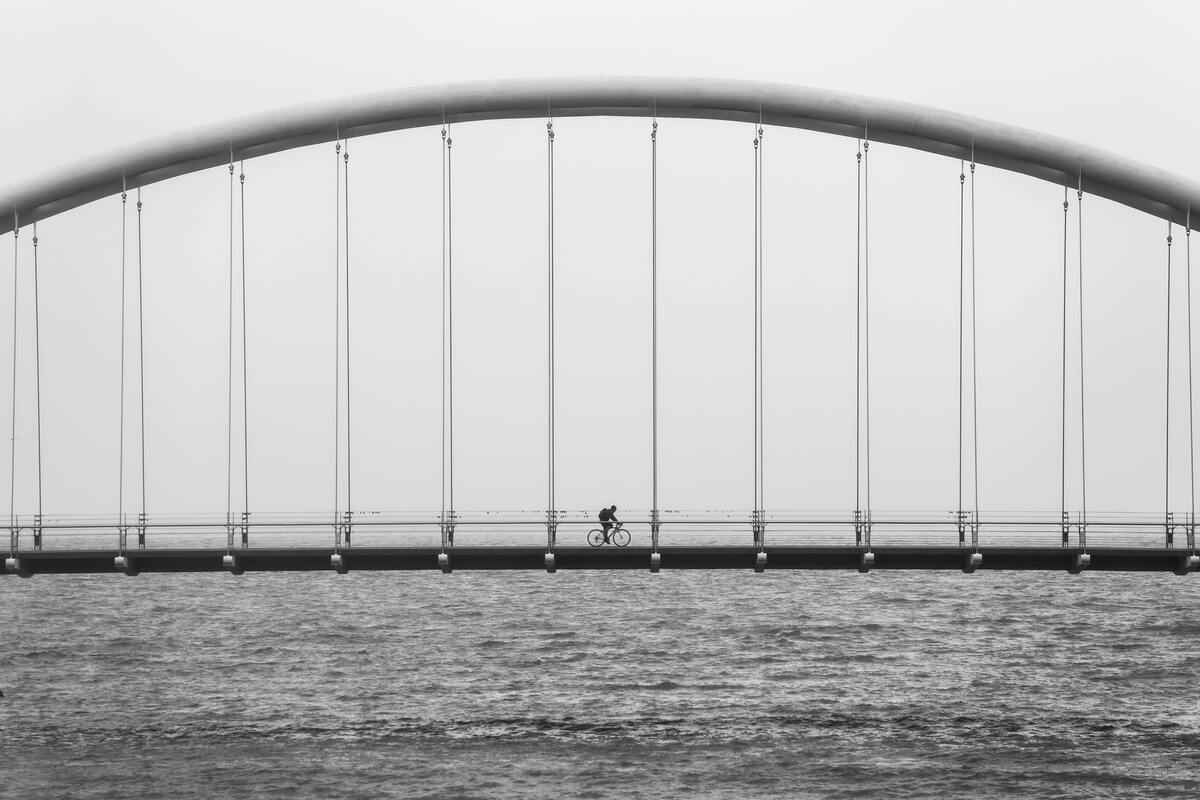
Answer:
[4,546,1198,576]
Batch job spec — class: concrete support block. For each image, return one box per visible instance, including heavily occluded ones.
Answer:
[5,557,30,578]
[858,551,875,574]
[963,552,983,574]
[649,551,662,573]
[330,553,348,574]
[437,552,451,574]
[544,552,556,573]
[754,551,767,573]
[222,553,244,575]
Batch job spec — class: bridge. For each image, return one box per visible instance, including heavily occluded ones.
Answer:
[3,77,1200,577]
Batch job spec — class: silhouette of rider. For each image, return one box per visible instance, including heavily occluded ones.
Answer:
[598,505,619,543]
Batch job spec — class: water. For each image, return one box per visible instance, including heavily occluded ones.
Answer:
[3,569,1199,798]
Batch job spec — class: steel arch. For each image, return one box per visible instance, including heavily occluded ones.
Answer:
[2,76,1197,234]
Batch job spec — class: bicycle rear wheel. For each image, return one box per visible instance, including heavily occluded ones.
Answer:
[612,528,631,547]
[587,529,605,547]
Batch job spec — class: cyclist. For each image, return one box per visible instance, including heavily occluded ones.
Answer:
[598,505,619,544]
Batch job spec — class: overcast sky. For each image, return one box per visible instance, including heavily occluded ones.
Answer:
[1,1,1198,536]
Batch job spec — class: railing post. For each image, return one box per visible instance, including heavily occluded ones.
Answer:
[955,509,966,545]
[853,509,862,546]
[1188,512,1196,552]
[752,509,767,573]
[343,510,353,547]
[751,509,767,550]
[8,523,17,556]
[240,511,250,547]
[1061,510,1070,546]
[137,512,147,549]
[970,511,980,551]
[33,513,42,550]
[438,511,456,573]
[332,512,343,550]
[650,509,661,573]
[863,510,872,551]
[226,513,236,553]
[544,510,557,573]
[114,513,135,575]
[1166,511,1175,547]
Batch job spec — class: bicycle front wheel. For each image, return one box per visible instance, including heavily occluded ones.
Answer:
[612,528,631,547]
[587,529,606,547]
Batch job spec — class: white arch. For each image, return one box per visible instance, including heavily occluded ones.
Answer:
[1,75,1197,234]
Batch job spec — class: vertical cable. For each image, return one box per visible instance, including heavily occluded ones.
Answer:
[445,127,455,521]
[119,185,127,529]
[1167,221,1174,530]
[753,125,761,519]
[1077,180,1087,533]
[9,216,19,532]
[958,161,965,522]
[855,143,862,521]
[651,116,658,530]
[547,118,555,526]
[344,140,351,524]
[227,159,235,530]
[333,139,341,529]
[758,124,765,518]
[1188,218,1196,535]
[970,159,979,526]
[863,139,871,519]
[440,126,446,528]
[32,224,42,527]
[240,163,249,521]
[1061,186,1068,536]
[137,189,146,528]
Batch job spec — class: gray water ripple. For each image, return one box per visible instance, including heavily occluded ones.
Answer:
[3,570,1200,797]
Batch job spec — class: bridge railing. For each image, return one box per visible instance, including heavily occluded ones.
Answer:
[6,508,1196,553]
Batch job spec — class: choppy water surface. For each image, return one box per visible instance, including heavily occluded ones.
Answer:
[3,569,1199,798]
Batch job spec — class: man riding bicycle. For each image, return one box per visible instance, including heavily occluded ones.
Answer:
[598,505,619,544]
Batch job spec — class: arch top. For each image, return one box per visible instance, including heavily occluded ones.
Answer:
[2,75,1197,234]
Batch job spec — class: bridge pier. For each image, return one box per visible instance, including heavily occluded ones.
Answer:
[858,551,875,574]
[5,557,30,578]
[962,552,983,574]
[113,555,138,576]
[222,553,244,575]
[1069,552,1092,574]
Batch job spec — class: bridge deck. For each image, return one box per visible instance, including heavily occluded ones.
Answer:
[4,546,1197,576]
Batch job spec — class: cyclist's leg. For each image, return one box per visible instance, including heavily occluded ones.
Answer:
[602,522,612,543]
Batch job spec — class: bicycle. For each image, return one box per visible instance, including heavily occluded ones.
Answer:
[587,524,630,547]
